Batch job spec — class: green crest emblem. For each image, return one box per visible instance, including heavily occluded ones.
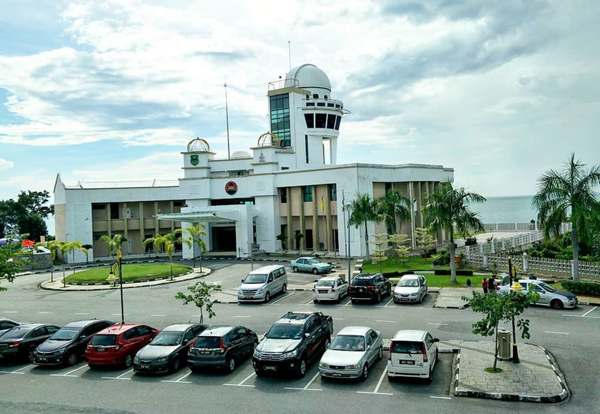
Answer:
[190,154,199,166]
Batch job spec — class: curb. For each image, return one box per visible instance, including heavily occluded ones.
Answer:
[450,344,570,403]
[39,269,211,292]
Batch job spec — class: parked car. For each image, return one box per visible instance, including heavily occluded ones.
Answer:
[253,311,333,377]
[188,325,258,373]
[0,319,19,337]
[0,324,60,362]
[133,324,206,374]
[387,330,439,382]
[34,319,113,367]
[238,265,287,303]
[85,323,158,368]
[348,273,392,303]
[319,326,383,381]
[393,274,427,304]
[313,276,348,303]
[498,279,577,309]
[291,257,332,274]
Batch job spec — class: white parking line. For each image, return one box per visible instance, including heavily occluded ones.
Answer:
[581,306,598,317]
[74,312,90,316]
[285,372,322,391]
[102,368,134,381]
[37,311,53,314]
[375,320,395,324]
[376,297,394,308]
[269,293,293,305]
[232,315,251,318]
[162,370,193,384]
[428,322,449,326]
[544,331,569,335]
[430,395,452,400]
[3,310,18,314]
[0,364,33,375]
[224,371,256,387]
[356,369,392,396]
[304,297,316,305]
[13,364,35,373]
[151,314,166,317]
[50,364,88,377]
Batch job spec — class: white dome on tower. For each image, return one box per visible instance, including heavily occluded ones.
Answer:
[284,64,331,91]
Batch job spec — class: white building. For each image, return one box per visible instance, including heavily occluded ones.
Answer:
[54,64,453,263]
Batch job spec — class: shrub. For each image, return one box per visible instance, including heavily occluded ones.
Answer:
[561,280,600,296]
[432,251,450,266]
[434,269,473,276]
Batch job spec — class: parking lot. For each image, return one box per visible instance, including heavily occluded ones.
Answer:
[1,262,599,414]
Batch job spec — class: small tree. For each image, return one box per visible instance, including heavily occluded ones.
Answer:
[175,281,222,324]
[0,244,20,292]
[389,233,411,264]
[183,224,207,270]
[145,231,180,280]
[465,291,538,371]
[371,233,389,273]
[81,244,93,264]
[415,227,436,256]
[45,240,62,283]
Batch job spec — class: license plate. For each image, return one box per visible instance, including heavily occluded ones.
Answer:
[96,348,105,352]
[399,360,415,365]
[264,365,276,371]
[359,288,364,292]
[38,357,47,361]
[201,350,211,354]
[141,364,149,369]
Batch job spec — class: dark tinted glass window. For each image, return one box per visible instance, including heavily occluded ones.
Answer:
[390,341,425,354]
[270,94,291,146]
[194,336,222,348]
[122,328,137,340]
[266,324,304,340]
[326,114,335,129]
[306,102,315,107]
[327,103,334,108]
[304,113,314,128]
[315,113,326,128]
[90,334,117,346]
[313,94,318,99]
[317,102,325,107]
[1,326,31,339]
[334,116,341,130]
[303,186,313,202]
[51,327,79,341]
[328,184,337,201]
[351,278,375,286]
[279,188,287,203]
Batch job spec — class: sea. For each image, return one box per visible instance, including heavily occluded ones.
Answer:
[469,195,537,224]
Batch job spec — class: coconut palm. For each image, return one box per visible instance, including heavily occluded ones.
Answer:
[183,223,207,270]
[533,154,600,280]
[377,191,411,234]
[349,193,382,258]
[423,182,485,283]
[144,231,181,280]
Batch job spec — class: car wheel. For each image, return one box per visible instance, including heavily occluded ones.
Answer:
[551,299,564,310]
[313,299,319,304]
[324,337,330,351]
[264,292,271,303]
[361,363,369,381]
[123,354,133,368]
[376,293,382,303]
[226,356,236,373]
[312,268,318,275]
[378,346,383,361]
[255,368,264,377]
[297,358,307,378]
[171,358,181,373]
[67,352,78,366]
[293,267,298,273]
[27,350,35,363]
[282,284,287,294]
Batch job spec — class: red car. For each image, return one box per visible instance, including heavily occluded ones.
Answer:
[85,323,158,368]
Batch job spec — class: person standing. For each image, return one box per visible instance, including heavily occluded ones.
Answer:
[488,276,496,293]
[482,277,488,294]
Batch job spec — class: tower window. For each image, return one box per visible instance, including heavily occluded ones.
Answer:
[303,186,314,202]
[269,93,291,146]
[334,115,341,130]
[315,113,326,128]
[327,103,334,107]
[305,135,309,163]
[317,102,325,107]
[328,184,337,201]
[335,104,340,108]
[304,113,314,128]
[313,94,319,99]
[326,114,336,129]
[279,188,287,203]
[306,94,310,99]
[306,102,315,107]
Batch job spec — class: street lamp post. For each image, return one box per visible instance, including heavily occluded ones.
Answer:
[118,252,124,324]
[508,257,520,363]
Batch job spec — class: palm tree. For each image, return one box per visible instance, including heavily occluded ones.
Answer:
[377,191,411,234]
[349,194,382,258]
[423,182,485,283]
[183,224,207,270]
[533,154,600,280]
[100,234,125,282]
[144,231,181,280]
[38,240,61,283]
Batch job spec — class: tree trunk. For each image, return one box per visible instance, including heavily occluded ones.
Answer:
[493,323,499,370]
[199,308,204,324]
[448,230,457,284]
[170,260,173,280]
[364,221,370,258]
[571,225,579,280]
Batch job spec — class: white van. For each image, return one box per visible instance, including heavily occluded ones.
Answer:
[387,330,439,382]
[237,265,287,303]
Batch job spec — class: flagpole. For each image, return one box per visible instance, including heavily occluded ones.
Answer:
[224,82,231,160]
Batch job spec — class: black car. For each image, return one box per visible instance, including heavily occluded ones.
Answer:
[0,319,19,337]
[133,324,206,374]
[349,273,392,303]
[253,311,333,377]
[188,326,258,373]
[33,320,113,367]
[0,324,60,362]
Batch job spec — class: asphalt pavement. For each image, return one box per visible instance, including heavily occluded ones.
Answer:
[1,262,599,414]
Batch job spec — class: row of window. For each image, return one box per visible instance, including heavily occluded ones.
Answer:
[270,94,292,147]
[306,102,341,109]
[278,184,337,203]
[304,113,341,130]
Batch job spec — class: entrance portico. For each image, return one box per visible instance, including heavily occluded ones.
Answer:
[157,203,258,258]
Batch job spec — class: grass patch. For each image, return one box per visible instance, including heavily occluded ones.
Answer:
[484,367,503,373]
[362,257,436,274]
[64,263,191,284]
[388,274,486,288]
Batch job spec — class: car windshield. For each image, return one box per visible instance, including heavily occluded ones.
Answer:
[266,324,303,340]
[50,327,79,341]
[316,279,335,287]
[90,334,116,346]
[330,335,365,351]
[390,340,424,354]
[351,278,374,286]
[307,259,319,264]
[194,336,221,348]
[1,326,30,340]
[150,331,183,346]
[399,279,419,287]
[540,283,556,293]
[244,274,267,284]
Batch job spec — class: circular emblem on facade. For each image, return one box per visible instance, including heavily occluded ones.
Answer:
[225,181,238,195]
[190,154,199,166]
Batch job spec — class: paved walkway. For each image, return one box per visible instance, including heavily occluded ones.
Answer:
[441,340,569,403]
[434,287,479,309]
[40,267,211,291]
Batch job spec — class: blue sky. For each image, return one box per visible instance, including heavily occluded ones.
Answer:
[1,0,600,205]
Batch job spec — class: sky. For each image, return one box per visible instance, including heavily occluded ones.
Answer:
[1,0,600,205]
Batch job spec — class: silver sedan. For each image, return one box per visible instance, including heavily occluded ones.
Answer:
[318,326,383,381]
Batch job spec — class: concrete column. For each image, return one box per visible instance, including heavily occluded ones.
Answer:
[300,188,305,251]
[325,185,332,252]
[312,188,318,252]
[106,203,112,236]
[286,188,292,250]
[522,252,529,273]
[409,182,416,249]
[170,201,175,232]
[154,201,159,234]
[123,202,128,255]
[139,202,145,252]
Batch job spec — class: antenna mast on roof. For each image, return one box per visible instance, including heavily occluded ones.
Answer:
[288,40,292,71]
[224,82,231,160]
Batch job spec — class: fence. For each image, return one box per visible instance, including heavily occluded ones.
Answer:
[482,222,572,233]
[458,231,543,255]
[463,251,600,280]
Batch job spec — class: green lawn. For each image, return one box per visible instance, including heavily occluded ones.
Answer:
[362,256,436,273]
[65,263,191,284]
[389,274,486,288]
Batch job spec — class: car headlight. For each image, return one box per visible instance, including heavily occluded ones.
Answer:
[134,355,141,363]
[409,293,418,297]
[346,364,358,369]
[283,349,298,359]
[156,356,169,363]
[318,362,327,368]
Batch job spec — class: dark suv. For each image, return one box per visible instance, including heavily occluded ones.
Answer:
[349,273,392,303]
[253,312,333,377]
[188,326,258,373]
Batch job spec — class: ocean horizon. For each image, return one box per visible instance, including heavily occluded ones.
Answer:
[470,195,537,224]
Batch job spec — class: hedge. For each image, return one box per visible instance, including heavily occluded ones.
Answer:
[561,280,600,296]
[433,269,473,276]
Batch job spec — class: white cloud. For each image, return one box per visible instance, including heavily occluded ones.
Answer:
[0,158,13,171]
